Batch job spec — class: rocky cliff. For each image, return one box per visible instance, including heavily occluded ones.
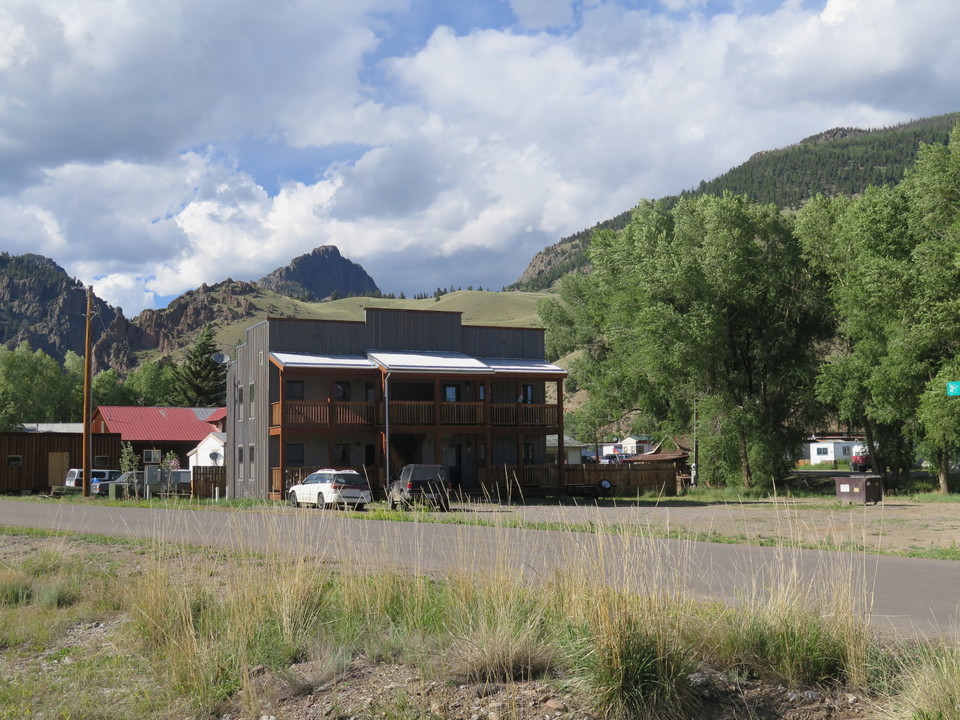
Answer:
[257,245,379,301]
[0,253,146,371]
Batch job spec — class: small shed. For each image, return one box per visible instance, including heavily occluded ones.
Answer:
[188,432,226,470]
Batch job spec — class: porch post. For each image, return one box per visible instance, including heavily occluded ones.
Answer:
[278,367,285,496]
[557,378,564,488]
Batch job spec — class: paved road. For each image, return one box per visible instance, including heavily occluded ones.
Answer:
[1,499,957,638]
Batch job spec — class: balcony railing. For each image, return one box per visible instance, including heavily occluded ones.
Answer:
[270,400,558,428]
[271,401,375,427]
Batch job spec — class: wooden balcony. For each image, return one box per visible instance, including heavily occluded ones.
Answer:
[271,400,559,428]
[491,403,557,426]
[271,401,376,427]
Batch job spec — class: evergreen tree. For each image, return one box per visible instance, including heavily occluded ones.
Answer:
[171,325,227,407]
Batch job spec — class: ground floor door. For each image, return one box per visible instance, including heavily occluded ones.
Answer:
[48,452,70,489]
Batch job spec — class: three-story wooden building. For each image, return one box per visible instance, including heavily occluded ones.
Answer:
[226,308,567,499]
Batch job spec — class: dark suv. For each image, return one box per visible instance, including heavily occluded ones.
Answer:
[387,464,451,511]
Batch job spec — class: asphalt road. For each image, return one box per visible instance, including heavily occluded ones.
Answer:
[1,499,957,638]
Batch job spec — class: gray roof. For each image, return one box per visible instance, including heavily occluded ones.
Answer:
[20,423,83,433]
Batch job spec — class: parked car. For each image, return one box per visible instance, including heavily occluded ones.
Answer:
[387,464,451,511]
[287,469,371,510]
[90,470,133,497]
[63,468,122,490]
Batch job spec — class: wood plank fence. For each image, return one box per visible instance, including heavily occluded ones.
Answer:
[191,466,227,499]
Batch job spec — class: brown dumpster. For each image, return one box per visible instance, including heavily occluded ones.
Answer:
[835,475,882,504]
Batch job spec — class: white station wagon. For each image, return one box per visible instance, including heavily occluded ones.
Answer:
[287,469,371,511]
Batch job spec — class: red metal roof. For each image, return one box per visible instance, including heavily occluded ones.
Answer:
[94,407,225,443]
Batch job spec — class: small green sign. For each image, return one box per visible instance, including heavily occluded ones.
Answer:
[948,382,960,396]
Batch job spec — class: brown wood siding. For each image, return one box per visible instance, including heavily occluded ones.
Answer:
[0,433,122,494]
[363,308,463,352]
[462,326,545,359]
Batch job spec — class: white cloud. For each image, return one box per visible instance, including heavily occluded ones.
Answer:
[0,0,959,314]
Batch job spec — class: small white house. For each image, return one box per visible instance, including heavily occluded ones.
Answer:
[188,432,226,470]
[620,436,654,456]
[805,439,857,465]
[546,435,588,465]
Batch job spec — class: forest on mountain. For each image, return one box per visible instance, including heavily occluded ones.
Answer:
[541,122,960,492]
[516,112,960,292]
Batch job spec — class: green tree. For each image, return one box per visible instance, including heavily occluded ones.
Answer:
[542,193,831,487]
[171,325,227,407]
[0,342,77,430]
[125,360,178,406]
[92,369,135,407]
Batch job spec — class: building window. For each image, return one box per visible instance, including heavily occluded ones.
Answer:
[286,443,305,467]
[365,382,375,402]
[333,381,351,401]
[237,446,244,465]
[523,442,534,463]
[478,384,485,401]
[842,446,852,456]
[443,384,460,402]
[521,384,534,404]
[6,455,22,467]
[249,383,255,418]
[333,443,351,466]
[816,447,828,456]
[94,455,109,467]
[259,351,264,366]
[237,386,244,422]
[248,445,255,464]
[144,449,161,464]
[286,379,304,401]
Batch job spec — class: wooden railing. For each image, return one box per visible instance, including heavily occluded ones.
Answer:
[388,401,434,425]
[271,400,560,428]
[478,463,681,497]
[491,403,556,426]
[271,401,375,427]
[440,402,483,424]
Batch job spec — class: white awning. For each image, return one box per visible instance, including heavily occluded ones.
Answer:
[477,357,567,375]
[270,352,377,370]
[367,350,494,374]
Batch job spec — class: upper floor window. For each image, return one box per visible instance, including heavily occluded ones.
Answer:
[286,379,304,401]
[248,383,255,418]
[521,384,534,404]
[443,384,460,402]
[333,381,351,401]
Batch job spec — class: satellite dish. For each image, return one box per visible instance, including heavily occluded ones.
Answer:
[212,352,230,364]
[209,451,221,461]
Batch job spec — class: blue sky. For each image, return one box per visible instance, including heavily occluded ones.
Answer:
[0,0,958,314]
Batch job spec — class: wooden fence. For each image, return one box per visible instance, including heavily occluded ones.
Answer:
[478,462,682,498]
[191,466,227,499]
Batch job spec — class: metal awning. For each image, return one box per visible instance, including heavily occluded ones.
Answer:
[270,352,377,370]
[478,357,567,376]
[367,350,494,375]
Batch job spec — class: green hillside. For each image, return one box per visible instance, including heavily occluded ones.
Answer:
[512,111,960,291]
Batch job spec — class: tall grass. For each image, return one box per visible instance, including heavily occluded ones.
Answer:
[0,508,945,720]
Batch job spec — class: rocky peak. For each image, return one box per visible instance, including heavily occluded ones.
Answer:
[257,245,379,301]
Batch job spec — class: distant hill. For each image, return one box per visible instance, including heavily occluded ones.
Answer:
[256,245,379,301]
[513,111,960,291]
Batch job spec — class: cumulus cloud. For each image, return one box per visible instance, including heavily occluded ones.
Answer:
[0,0,959,313]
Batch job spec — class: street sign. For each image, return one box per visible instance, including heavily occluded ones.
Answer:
[947,381,960,396]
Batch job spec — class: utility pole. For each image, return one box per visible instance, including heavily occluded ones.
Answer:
[81,286,93,498]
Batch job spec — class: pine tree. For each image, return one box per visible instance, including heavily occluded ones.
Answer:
[171,324,227,406]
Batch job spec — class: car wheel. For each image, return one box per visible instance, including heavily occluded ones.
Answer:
[389,496,399,510]
[355,503,366,512]
[288,491,299,508]
[317,493,326,510]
